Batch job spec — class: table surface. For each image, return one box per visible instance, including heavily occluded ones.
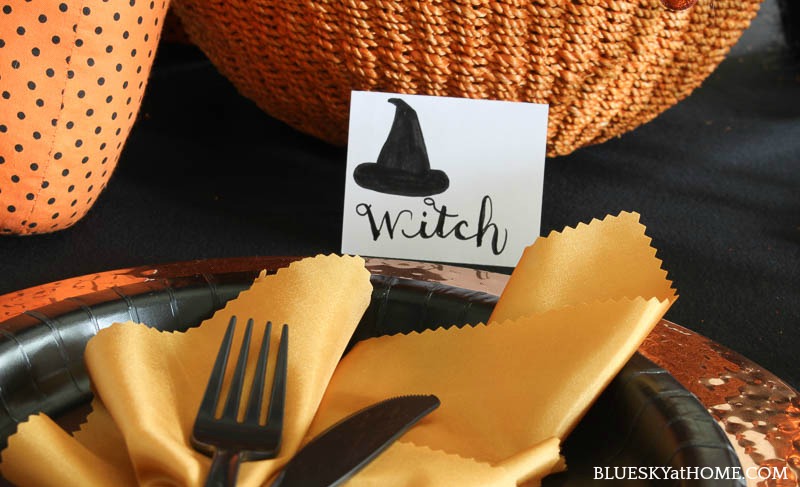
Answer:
[0,0,798,395]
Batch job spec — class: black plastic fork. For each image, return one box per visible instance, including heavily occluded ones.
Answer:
[191,316,289,487]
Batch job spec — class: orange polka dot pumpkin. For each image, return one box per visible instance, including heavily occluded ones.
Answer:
[0,0,168,235]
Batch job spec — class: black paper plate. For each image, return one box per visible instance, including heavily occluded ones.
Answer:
[0,268,743,486]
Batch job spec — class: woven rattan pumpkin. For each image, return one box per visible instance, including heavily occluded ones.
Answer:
[170,0,762,157]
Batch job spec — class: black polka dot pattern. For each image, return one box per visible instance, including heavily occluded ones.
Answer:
[0,0,169,234]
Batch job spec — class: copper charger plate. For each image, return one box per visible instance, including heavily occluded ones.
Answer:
[0,256,797,486]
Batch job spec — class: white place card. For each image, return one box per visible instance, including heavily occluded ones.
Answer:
[341,91,548,268]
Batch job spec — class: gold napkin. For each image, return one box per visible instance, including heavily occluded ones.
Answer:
[307,211,676,486]
[0,211,676,486]
[0,254,374,487]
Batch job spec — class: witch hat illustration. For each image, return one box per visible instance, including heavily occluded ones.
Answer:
[353,98,450,197]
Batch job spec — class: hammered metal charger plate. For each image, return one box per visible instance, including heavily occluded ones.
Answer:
[0,257,749,486]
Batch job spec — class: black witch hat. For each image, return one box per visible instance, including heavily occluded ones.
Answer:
[353,98,449,197]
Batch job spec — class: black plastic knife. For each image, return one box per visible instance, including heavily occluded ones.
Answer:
[271,394,440,487]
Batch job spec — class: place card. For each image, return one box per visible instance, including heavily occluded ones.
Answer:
[341,91,548,268]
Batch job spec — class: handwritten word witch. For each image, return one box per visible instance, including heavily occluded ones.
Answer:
[355,196,508,255]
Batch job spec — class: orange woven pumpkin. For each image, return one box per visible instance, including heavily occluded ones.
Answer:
[170,0,763,157]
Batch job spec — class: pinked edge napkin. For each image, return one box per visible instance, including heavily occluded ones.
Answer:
[1,211,678,487]
[0,254,373,487]
[301,211,677,486]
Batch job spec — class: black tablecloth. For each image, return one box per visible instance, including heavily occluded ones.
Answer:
[1,0,798,390]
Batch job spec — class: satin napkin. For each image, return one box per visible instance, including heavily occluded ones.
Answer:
[0,254,374,487]
[0,211,677,486]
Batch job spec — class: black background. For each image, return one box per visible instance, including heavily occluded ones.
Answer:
[1,0,798,389]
